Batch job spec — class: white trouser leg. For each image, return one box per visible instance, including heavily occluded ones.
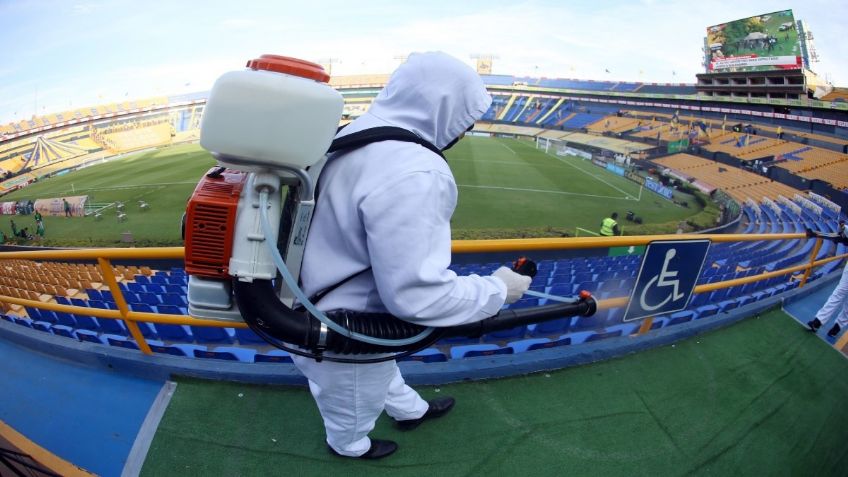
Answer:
[292,355,404,457]
[815,264,848,325]
[383,364,428,421]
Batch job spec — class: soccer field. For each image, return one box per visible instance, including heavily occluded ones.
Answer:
[1,137,701,246]
[447,136,697,238]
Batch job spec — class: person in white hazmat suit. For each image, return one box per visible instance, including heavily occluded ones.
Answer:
[292,51,532,459]
[808,221,848,338]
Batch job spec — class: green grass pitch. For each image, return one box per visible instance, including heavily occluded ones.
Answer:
[1,137,699,246]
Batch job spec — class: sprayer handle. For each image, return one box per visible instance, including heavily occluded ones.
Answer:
[511,257,537,278]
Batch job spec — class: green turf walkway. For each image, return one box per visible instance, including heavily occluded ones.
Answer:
[142,310,848,476]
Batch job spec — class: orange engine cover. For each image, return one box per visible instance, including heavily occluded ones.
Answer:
[184,167,249,278]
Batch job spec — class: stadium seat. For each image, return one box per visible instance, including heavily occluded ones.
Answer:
[138,292,162,306]
[695,305,719,319]
[106,335,139,350]
[75,329,105,344]
[397,348,448,363]
[483,325,526,341]
[507,338,551,353]
[528,318,571,336]
[194,346,256,362]
[586,329,624,342]
[254,350,294,363]
[31,321,53,333]
[153,324,193,342]
[50,325,76,338]
[156,304,187,315]
[449,344,514,359]
[234,327,267,345]
[189,326,235,344]
[54,312,77,328]
[667,311,695,326]
[161,294,188,307]
[97,318,128,336]
[72,314,99,331]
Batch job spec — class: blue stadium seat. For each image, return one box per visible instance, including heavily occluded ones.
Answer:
[97,318,128,336]
[13,317,33,328]
[254,350,294,363]
[194,346,256,362]
[54,296,71,306]
[397,348,448,363]
[667,311,695,326]
[156,304,187,315]
[586,329,624,342]
[31,321,53,333]
[153,324,193,342]
[127,283,146,294]
[529,318,571,336]
[72,314,99,331]
[50,324,76,338]
[106,335,139,350]
[75,329,105,344]
[235,327,267,345]
[695,305,719,319]
[483,325,526,341]
[138,292,161,306]
[558,331,593,345]
[189,326,235,344]
[507,338,551,353]
[450,344,513,359]
[134,275,150,285]
[54,312,77,328]
[70,297,88,307]
[161,294,188,307]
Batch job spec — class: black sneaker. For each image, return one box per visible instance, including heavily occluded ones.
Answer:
[828,323,841,338]
[327,439,398,460]
[395,397,456,431]
[807,318,822,332]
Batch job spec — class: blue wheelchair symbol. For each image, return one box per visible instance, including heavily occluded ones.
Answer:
[624,240,711,322]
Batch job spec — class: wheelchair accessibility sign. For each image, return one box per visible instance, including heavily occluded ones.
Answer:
[623,239,711,322]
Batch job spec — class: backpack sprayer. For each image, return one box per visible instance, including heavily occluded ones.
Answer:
[183,55,596,363]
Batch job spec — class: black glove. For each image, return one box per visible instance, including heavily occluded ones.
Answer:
[511,257,537,278]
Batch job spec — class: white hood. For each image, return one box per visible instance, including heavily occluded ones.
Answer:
[346,51,492,150]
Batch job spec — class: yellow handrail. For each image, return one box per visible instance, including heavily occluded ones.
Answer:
[0,232,839,355]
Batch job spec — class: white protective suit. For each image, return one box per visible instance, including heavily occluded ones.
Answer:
[814,226,848,330]
[292,52,507,457]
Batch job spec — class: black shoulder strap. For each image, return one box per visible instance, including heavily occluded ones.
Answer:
[306,127,442,305]
[327,126,445,160]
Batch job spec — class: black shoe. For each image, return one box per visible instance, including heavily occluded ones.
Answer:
[327,439,398,460]
[395,397,455,431]
[808,318,822,332]
[828,323,841,338]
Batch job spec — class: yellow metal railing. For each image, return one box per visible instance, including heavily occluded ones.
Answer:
[0,233,843,355]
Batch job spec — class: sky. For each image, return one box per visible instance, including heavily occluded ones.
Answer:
[0,0,846,125]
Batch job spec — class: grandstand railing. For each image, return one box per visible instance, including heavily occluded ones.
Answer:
[0,233,844,355]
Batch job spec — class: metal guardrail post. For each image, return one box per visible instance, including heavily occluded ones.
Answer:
[97,257,152,355]
[799,238,823,287]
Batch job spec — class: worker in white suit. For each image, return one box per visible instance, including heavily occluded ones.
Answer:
[808,221,848,338]
[292,52,531,459]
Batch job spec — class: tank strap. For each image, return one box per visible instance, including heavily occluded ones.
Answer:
[327,126,445,160]
[306,127,445,306]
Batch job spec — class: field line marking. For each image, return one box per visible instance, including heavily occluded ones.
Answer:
[456,183,633,200]
[511,138,640,200]
[497,140,517,155]
[69,181,197,193]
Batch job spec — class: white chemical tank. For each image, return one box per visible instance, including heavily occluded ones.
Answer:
[200,54,344,171]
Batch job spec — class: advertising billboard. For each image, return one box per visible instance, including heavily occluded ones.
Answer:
[706,10,801,73]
